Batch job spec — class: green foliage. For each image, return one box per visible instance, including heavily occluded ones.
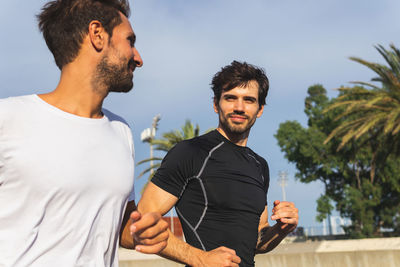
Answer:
[324,44,400,153]
[137,120,206,192]
[150,119,201,153]
[316,195,333,222]
[275,84,400,238]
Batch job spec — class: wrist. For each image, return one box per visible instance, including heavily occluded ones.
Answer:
[189,249,207,267]
[276,222,295,234]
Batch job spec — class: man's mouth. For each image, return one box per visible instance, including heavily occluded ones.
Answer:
[229,114,248,123]
[128,60,135,72]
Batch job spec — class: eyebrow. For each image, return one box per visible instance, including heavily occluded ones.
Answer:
[223,94,237,98]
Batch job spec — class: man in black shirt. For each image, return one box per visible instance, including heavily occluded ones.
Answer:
[137,61,299,267]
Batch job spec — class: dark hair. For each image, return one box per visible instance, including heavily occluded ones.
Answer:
[211,60,269,107]
[37,0,130,69]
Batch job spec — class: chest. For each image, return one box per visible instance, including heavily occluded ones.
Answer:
[181,148,267,215]
[0,117,134,198]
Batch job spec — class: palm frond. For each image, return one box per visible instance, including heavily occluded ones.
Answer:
[137,119,204,183]
[137,163,161,179]
[325,44,400,150]
[136,157,163,165]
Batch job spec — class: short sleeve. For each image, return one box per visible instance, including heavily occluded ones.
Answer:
[128,186,135,201]
[128,142,135,201]
[102,108,136,202]
[0,98,6,139]
[127,129,135,201]
[151,141,197,198]
[263,160,270,204]
[0,99,6,184]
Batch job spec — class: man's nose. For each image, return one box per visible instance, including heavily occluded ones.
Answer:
[233,99,245,112]
[133,47,143,67]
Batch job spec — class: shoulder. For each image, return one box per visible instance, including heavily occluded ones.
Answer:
[258,155,269,169]
[165,138,203,160]
[247,149,270,192]
[168,131,220,157]
[102,108,130,128]
[0,95,34,110]
[102,108,133,148]
[102,108,131,135]
[159,133,217,168]
[248,148,269,173]
[0,95,36,126]
[249,148,268,165]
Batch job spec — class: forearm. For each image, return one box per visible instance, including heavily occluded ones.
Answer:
[255,223,293,254]
[120,201,136,249]
[120,218,135,249]
[158,229,205,266]
[136,183,204,263]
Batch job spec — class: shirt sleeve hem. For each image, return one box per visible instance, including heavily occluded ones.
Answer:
[151,177,182,198]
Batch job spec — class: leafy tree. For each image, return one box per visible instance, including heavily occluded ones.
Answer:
[137,120,203,191]
[275,84,400,238]
[316,195,333,223]
[325,44,400,154]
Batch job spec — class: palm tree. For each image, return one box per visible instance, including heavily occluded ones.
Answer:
[324,44,400,152]
[136,120,203,189]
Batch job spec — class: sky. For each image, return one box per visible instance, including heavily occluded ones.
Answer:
[1,0,400,228]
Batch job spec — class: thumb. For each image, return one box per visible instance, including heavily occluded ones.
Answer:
[273,200,280,207]
[130,210,141,222]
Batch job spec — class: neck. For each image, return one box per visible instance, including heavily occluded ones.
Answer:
[216,126,250,147]
[39,63,107,119]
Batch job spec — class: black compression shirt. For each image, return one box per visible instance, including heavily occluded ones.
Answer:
[152,130,269,267]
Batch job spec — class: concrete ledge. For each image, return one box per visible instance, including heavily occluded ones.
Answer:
[119,237,400,267]
[269,237,400,254]
[255,250,400,267]
[119,249,183,267]
[255,237,400,267]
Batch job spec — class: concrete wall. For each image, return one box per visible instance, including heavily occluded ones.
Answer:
[255,237,400,267]
[119,249,183,267]
[119,237,400,267]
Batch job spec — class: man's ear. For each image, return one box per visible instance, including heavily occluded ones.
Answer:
[88,20,106,52]
[257,105,264,118]
[213,98,219,114]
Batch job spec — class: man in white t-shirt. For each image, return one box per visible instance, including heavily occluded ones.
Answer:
[0,0,168,266]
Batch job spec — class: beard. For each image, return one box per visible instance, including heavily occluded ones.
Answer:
[93,53,134,94]
[219,111,257,135]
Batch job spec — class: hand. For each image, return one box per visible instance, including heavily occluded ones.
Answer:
[129,211,169,254]
[196,246,241,267]
[270,200,298,233]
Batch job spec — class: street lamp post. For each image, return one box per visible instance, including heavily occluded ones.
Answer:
[140,115,161,177]
[140,114,175,234]
[278,171,288,201]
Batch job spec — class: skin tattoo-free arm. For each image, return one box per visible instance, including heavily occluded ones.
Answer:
[119,200,169,254]
[255,200,299,254]
[137,182,242,267]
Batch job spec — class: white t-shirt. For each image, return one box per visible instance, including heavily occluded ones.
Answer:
[0,95,135,267]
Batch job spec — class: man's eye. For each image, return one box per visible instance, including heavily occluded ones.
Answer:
[245,98,256,103]
[127,37,135,47]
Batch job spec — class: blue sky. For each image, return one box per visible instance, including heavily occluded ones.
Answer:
[1,0,400,228]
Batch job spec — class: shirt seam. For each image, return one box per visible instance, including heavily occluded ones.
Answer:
[177,141,224,251]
